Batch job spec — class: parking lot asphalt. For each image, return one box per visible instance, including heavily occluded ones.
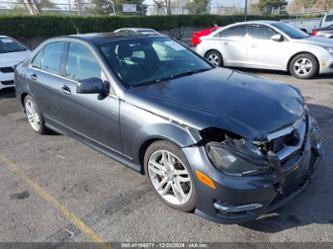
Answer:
[0,70,332,243]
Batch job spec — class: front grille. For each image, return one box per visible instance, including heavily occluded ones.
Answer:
[267,116,307,162]
[0,67,14,73]
[1,80,14,85]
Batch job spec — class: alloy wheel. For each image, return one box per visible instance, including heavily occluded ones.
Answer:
[148,150,192,206]
[293,58,313,77]
[207,53,220,66]
[25,99,41,132]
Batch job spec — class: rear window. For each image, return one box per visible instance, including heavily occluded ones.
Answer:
[249,25,277,40]
[31,42,65,75]
[0,37,26,53]
[219,25,248,38]
[41,42,65,74]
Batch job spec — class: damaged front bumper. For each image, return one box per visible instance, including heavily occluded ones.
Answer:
[182,115,322,224]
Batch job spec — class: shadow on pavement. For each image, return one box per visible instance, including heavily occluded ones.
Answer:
[241,103,333,233]
[0,87,16,100]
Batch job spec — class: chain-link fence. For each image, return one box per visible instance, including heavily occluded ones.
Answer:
[0,1,285,16]
[0,1,331,17]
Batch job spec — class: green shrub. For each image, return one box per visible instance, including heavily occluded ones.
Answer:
[0,14,290,40]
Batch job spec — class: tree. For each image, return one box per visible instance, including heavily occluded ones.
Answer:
[72,0,86,14]
[185,0,210,14]
[288,0,333,13]
[88,0,116,15]
[153,0,172,15]
[257,0,288,15]
[22,0,57,14]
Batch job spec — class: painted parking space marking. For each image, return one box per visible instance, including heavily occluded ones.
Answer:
[0,154,111,249]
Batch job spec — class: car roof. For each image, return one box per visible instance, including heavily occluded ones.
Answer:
[234,20,281,26]
[115,28,157,32]
[63,32,165,45]
[213,20,282,33]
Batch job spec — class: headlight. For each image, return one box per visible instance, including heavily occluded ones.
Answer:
[325,47,333,55]
[206,138,271,176]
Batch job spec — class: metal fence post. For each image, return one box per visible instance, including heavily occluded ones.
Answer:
[244,0,248,21]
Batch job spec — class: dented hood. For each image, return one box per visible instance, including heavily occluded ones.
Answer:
[125,68,305,140]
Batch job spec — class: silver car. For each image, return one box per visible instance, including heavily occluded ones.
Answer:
[114,28,159,35]
[196,21,333,79]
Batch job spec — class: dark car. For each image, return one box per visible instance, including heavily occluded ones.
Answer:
[311,24,333,38]
[15,32,322,224]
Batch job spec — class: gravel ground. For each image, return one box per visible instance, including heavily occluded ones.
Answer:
[0,70,332,244]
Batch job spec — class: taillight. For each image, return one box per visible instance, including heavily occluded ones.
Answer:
[311,30,318,36]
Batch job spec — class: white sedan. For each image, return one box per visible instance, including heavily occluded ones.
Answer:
[0,36,30,90]
[196,21,333,79]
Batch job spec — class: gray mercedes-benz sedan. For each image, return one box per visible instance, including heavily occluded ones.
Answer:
[15,33,322,223]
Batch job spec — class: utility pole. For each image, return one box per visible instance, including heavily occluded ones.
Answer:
[244,0,248,21]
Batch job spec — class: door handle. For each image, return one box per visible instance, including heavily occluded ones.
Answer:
[251,44,258,48]
[30,73,37,80]
[61,85,71,95]
[223,42,229,45]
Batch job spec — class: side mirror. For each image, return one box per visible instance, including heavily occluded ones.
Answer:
[77,77,108,94]
[271,34,284,42]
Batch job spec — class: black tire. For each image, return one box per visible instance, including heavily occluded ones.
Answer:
[205,50,223,67]
[144,140,196,212]
[24,95,48,134]
[289,53,318,79]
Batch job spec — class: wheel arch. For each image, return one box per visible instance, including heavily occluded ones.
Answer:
[138,138,162,171]
[136,125,200,174]
[21,92,29,108]
[287,51,320,73]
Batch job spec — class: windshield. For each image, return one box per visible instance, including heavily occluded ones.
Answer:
[0,37,26,53]
[99,37,212,88]
[271,23,310,39]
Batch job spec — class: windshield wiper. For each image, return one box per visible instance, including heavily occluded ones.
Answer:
[169,68,211,80]
[130,68,211,88]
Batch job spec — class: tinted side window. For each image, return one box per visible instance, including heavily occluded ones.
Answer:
[41,42,65,74]
[325,15,333,22]
[219,25,248,38]
[249,25,277,40]
[66,43,102,81]
[31,49,43,69]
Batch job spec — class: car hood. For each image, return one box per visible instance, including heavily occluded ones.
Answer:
[0,50,30,67]
[295,36,333,47]
[124,68,305,141]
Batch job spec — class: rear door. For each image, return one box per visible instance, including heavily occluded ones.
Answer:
[247,24,286,70]
[58,42,121,152]
[216,24,249,66]
[28,41,67,130]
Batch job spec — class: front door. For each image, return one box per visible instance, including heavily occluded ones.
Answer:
[247,24,286,70]
[59,42,121,152]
